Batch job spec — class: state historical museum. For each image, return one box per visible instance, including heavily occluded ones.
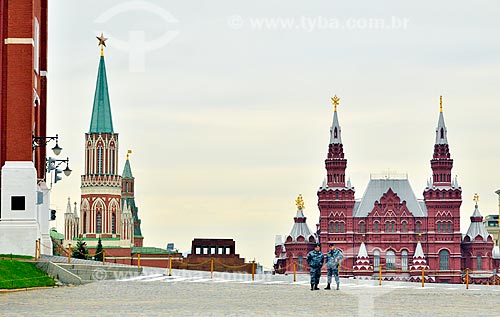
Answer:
[275,96,499,284]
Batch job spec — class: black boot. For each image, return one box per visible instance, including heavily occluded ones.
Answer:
[336,283,339,290]
[311,283,314,291]
[324,283,331,290]
[314,284,319,290]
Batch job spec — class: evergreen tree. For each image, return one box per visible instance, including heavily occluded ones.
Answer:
[72,238,89,260]
[94,238,103,262]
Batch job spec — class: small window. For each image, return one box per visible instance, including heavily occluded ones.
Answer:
[298,255,303,271]
[374,222,379,232]
[477,255,482,271]
[329,222,334,233]
[195,247,201,255]
[203,247,208,254]
[340,222,344,233]
[226,247,231,254]
[448,222,451,233]
[359,222,365,233]
[11,196,26,210]
[416,222,421,233]
[437,222,441,232]
[218,247,224,254]
[210,247,216,254]
[335,192,339,200]
[402,222,407,233]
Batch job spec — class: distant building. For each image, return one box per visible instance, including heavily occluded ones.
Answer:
[184,238,253,273]
[483,215,499,247]
[275,96,500,283]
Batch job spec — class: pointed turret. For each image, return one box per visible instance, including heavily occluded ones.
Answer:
[73,202,79,219]
[89,43,114,133]
[430,96,453,187]
[285,195,316,243]
[464,196,492,242]
[353,242,373,274]
[65,197,72,214]
[410,241,429,271]
[325,95,348,188]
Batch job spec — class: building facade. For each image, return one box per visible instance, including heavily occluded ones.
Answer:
[0,0,55,256]
[275,96,500,283]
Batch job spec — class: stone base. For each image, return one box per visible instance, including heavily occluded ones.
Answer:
[0,220,39,256]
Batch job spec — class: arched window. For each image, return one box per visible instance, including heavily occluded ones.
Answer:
[329,222,334,233]
[335,192,339,200]
[386,250,395,270]
[440,128,444,139]
[391,222,395,232]
[359,222,365,233]
[335,222,339,233]
[340,222,345,233]
[402,222,407,233]
[415,222,421,233]
[439,249,449,270]
[97,147,103,174]
[111,213,116,234]
[448,222,451,233]
[401,250,408,271]
[373,250,380,270]
[298,255,303,271]
[96,212,102,234]
[477,255,482,271]
[334,127,338,139]
[437,222,441,232]
[385,222,389,232]
[374,222,379,232]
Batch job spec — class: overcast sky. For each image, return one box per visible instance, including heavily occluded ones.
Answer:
[47,1,500,268]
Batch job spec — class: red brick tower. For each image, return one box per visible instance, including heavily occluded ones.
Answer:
[0,0,52,256]
[423,96,462,282]
[79,37,125,244]
[317,96,356,264]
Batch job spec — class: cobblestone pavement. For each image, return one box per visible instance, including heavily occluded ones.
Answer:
[1,271,500,317]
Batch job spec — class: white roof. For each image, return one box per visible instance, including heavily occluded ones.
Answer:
[354,178,427,217]
[286,207,315,243]
[465,205,491,242]
[357,242,368,258]
[414,241,425,258]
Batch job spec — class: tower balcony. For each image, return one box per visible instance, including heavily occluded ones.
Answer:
[81,174,122,187]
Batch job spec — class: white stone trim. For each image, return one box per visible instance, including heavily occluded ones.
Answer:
[4,38,34,45]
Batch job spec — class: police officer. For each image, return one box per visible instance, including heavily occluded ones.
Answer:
[324,242,343,290]
[306,243,324,290]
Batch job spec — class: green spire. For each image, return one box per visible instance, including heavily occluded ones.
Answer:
[122,151,133,178]
[89,55,114,133]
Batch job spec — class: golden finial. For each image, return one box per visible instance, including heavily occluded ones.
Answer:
[439,95,443,113]
[331,95,340,112]
[96,33,108,56]
[295,194,305,209]
[126,149,132,160]
[473,193,479,206]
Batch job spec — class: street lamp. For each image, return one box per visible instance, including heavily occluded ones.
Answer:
[46,157,72,184]
[32,134,62,155]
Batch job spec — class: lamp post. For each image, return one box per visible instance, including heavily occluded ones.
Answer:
[32,134,62,155]
[46,157,72,184]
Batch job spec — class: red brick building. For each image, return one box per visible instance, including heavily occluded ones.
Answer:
[0,0,56,256]
[275,96,500,283]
